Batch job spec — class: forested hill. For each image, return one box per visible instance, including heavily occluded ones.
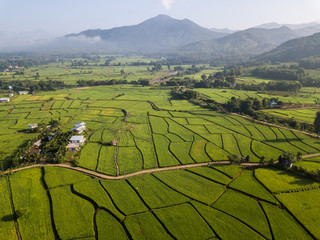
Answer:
[257,32,320,63]
[64,15,227,52]
[172,26,299,58]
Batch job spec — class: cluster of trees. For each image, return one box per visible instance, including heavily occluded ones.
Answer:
[0,58,53,72]
[70,60,89,66]
[171,88,199,100]
[287,165,320,182]
[170,88,221,111]
[254,111,313,132]
[77,79,128,86]
[77,78,149,87]
[134,79,150,86]
[225,96,314,132]
[274,151,320,182]
[251,66,306,81]
[226,97,268,115]
[299,57,320,70]
[183,65,205,75]
[9,127,73,168]
[264,81,302,92]
[41,130,73,164]
[250,66,320,87]
[148,62,163,72]
[235,81,302,92]
[0,79,65,92]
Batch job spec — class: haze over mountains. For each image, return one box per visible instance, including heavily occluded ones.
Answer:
[65,15,227,52]
[175,26,300,58]
[256,32,320,63]
[62,15,320,60]
[2,14,320,62]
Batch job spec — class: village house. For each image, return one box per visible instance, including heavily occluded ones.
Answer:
[280,160,293,168]
[33,140,42,148]
[66,135,86,151]
[69,135,86,144]
[71,122,86,134]
[29,149,41,154]
[0,98,10,103]
[9,93,14,97]
[28,123,38,130]
[269,100,277,107]
[66,143,81,152]
[19,91,29,95]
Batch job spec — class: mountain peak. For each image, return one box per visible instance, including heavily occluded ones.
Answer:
[145,14,175,22]
[64,15,227,52]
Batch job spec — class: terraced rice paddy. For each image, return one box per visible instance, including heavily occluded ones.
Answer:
[1,86,320,239]
[262,108,319,123]
[3,86,319,172]
[197,88,320,105]
[1,165,318,239]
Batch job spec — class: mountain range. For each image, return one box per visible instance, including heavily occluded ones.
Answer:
[256,32,320,63]
[65,15,227,52]
[2,14,320,63]
[175,26,299,58]
[62,15,320,61]
[255,21,320,37]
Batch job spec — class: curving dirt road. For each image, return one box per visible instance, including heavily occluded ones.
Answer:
[302,153,320,159]
[2,161,246,180]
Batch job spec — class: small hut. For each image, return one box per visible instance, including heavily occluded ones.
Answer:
[110,139,119,146]
[28,123,38,130]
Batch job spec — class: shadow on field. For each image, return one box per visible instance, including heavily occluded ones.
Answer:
[1,214,15,222]
[277,170,314,186]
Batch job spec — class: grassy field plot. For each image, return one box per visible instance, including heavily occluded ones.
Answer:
[194,202,265,240]
[0,178,18,240]
[73,179,125,220]
[96,210,129,240]
[260,202,312,240]
[153,170,226,205]
[78,143,101,171]
[128,174,189,208]
[154,203,215,240]
[276,190,320,239]
[213,190,272,239]
[255,168,320,193]
[229,170,278,203]
[50,186,95,239]
[117,147,143,175]
[101,180,148,215]
[124,212,172,240]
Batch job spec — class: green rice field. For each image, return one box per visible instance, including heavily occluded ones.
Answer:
[262,108,319,123]
[0,165,319,239]
[1,85,320,239]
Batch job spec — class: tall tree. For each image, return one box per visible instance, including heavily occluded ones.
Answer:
[314,111,320,137]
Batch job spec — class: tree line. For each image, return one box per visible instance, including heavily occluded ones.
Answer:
[0,79,65,92]
[76,79,149,87]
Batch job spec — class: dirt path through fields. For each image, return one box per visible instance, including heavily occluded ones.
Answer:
[1,105,15,118]
[302,153,320,159]
[3,161,241,180]
[109,128,120,176]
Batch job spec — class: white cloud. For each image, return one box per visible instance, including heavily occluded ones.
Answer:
[161,0,176,10]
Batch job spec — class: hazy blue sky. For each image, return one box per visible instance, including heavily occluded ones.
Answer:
[0,0,320,36]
